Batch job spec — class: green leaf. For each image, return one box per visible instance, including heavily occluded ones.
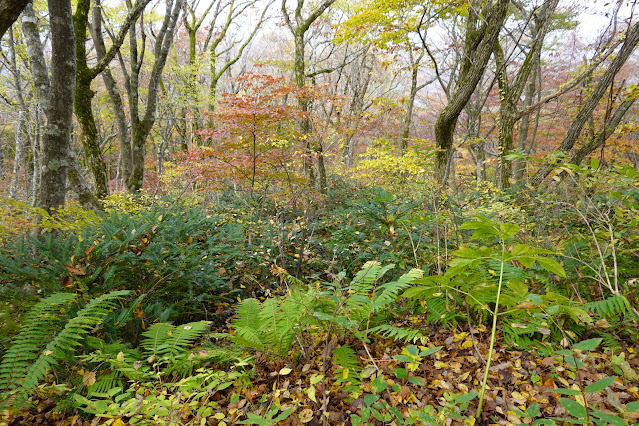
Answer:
[371,376,388,393]
[590,408,626,426]
[507,279,528,295]
[537,257,566,278]
[393,355,414,362]
[453,247,480,259]
[456,391,478,404]
[528,294,543,305]
[547,389,581,396]
[392,368,407,379]
[559,398,587,418]
[406,345,419,356]
[584,376,617,393]
[364,394,380,406]
[419,346,443,356]
[573,338,602,351]
[518,256,536,268]
[510,244,531,256]
[626,401,639,412]
[408,377,423,386]
[499,223,520,239]
[527,402,541,417]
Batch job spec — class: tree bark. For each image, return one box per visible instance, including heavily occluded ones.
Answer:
[495,0,557,188]
[91,0,133,188]
[433,0,509,185]
[127,0,182,192]
[282,0,337,193]
[40,0,76,211]
[0,0,29,40]
[74,0,108,198]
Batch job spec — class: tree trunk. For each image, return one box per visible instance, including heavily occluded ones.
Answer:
[40,0,76,211]
[91,0,133,188]
[433,0,509,185]
[73,0,109,198]
[123,0,182,193]
[0,0,29,40]
[400,57,419,155]
[495,0,557,188]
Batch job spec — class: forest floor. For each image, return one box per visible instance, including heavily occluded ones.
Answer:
[7,321,639,426]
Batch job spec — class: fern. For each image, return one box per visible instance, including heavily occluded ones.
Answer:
[368,324,426,343]
[21,290,130,391]
[585,295,631,319]
[373,268,422,312]
[230,293,308,355]
[142,321,211,359]
[0,293,76,393]
[332,345,362,382]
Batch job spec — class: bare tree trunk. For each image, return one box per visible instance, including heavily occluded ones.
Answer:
[495,0,557,188]
[127,0,183,193]
[433,0,509,185]
[91,0,132,188]
[10,113,25,199]
[569,94,637,165]
[282,0,337,193]
[513,60,539,180]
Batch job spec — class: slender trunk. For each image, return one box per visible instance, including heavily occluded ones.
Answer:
[10,113,25,199]
[513,62,538,180]
[400,62,418,155]
[74,0,108,198]
[91,0,132,187]
[570,95,637,165]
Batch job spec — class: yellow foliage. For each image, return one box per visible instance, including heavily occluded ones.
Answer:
[102,192,154,214]
[0,198,100,241]
[351,138,430,191]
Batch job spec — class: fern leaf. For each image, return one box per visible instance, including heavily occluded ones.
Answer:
[164,321,210,358]
[21,290,129,391]
[0,293,76,392]
[332,345,362,381]
[369,324,426,343]
[586,295,631,319]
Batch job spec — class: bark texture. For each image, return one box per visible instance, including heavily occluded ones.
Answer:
[0,0,29,40]
[282,0,337,193]
[433,0,509,185]
[40,0,76,211]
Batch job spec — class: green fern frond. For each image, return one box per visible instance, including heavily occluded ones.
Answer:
[142,321,211,359]
[21,290,130,391]
[332,345,361,380]
[368,324,426,343]
[232,298,262,331]
[424,295,460,325]
[141,323,174,358]
[0,293,76,392]
[585,295,631,319]
[350,261,394,294]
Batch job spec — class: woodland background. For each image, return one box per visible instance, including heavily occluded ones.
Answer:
[0,0,639,424]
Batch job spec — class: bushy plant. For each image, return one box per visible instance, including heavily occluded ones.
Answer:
[0,202,248,337]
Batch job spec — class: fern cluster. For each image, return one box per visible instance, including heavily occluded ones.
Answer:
[0,290,129,406]
[230,290,310,354]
